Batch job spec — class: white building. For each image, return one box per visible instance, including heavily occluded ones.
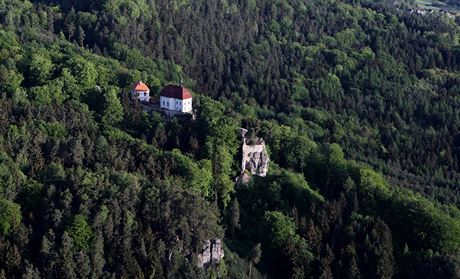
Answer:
[160,84,193,113]
[131,81,150,102]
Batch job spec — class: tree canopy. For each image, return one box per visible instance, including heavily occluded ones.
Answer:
[1,0,460,278]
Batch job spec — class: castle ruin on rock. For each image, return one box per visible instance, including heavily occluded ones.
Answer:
[239,128,269,179]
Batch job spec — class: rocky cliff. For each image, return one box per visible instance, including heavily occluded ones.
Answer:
[240,129,269,177]
[197,239,225,268]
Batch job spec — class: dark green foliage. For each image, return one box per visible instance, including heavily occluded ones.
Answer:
[1,0,460,278]
[228,198,241,238]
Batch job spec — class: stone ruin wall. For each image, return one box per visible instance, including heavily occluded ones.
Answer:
[240,128,269,177]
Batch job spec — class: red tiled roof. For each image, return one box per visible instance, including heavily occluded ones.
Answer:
[160,85,192,100]
[132,81,150,92]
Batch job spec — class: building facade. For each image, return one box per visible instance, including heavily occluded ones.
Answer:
[131,81,150,102]
[160,85,193,113]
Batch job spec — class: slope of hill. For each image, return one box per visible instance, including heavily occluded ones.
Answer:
[416,0,460,11]
[18,0,460,204]
[1,0,460,278]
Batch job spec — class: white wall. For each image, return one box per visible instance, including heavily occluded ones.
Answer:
[160,96,193,112]
[181,98,192,112]
[160,96,176,110]
[132,90,150,102]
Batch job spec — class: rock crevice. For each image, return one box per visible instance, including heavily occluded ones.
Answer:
[197,239,225,268]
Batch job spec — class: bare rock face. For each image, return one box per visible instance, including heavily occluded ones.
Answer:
[236,172,251,186]
[240,128,269,177]
[197,239,224,268]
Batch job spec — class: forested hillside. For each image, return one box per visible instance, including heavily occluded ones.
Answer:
[1,0,460,278]
[20,0,460,203]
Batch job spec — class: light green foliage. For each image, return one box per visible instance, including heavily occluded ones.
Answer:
[386,190,460,253]
[0,198,21,235]
[360,47,375,61]
[259,120,292,161]
[359,167,391,198]
[0,66,23,97]
[104,0,151,21]
[264,209,313,278]
[29,85,53,105]
[168,150,214,198]
[283,133,317,171]
[112,172,142,196]
[198,96,239,206]
[28,52,53,85]
[68,214,93,252]
[212,145,235,207]
[305,143,348,191]
[334,28,358,50]
[101,87,124,126]
[264,211,296,249]
[69,57,98,89]
[0,0,33,27]
[6,124,31,149]
[357,166,460,253]
[193,160,214,198]
[30,78,66,105]
[59,67,83,99]
[319,143,346,169]
[200,96,239,150]
[104,127,137,144]
[38,121,68,140]
[319,73,344,102]
[278,170,324,203]
[0,30,21,54]
[1,0,460,277]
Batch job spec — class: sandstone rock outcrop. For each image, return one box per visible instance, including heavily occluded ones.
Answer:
[240,128,269,177]
[197,239,224,268]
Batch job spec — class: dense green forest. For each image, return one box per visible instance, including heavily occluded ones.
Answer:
[414,0,460,10]
[1,0,460,278]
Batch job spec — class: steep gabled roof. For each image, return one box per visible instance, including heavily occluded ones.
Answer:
[160,85,192,100]
[132,81,150,92]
